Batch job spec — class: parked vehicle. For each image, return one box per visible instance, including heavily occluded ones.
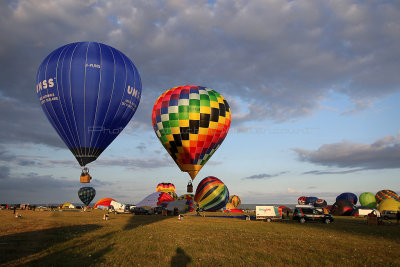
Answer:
[131,207,153,215]
[353,208,380,217]
[110,200,128,214]
[256,206,282,222]
[293,206,334,224]
[381,210,397,220]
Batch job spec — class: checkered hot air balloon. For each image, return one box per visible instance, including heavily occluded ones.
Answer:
[195,176,229,211]
[152,85,231,181]
[229,195,241,208]
[78,187,96,206]
[375,190,400,204]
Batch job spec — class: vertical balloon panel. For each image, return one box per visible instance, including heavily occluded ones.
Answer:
[36,42,141,166]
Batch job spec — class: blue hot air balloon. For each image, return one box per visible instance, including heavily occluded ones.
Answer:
[78,187,96,206]
[36,42,141,170]
[336,192,358,205]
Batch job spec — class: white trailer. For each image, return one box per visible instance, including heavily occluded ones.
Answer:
[110,200,127,214]
[256,206,282,222]
[354,208,380,217]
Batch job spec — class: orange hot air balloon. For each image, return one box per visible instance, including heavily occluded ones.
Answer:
[152,85,231,181]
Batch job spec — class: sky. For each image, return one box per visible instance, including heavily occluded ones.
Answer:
[0,0,399,205]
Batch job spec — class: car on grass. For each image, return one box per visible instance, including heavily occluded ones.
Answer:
[381,210,397,220]
[293,205,334,224]
[131,207,153,215]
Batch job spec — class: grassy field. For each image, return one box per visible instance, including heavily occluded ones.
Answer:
[1,210,399,266]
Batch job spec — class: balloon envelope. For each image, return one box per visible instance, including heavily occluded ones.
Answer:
[298,196,307,205]
[229,195,241,208]
[195,176,229,211]
[330,200,354,216]
[152,85,231,180]
[279,206,292,213]
[375,190,400,204]
[93,198,115,209]
[78,187,96,206]
[136,192,176,209]
[156,183,176,193]
[336,192,358,205]
[306,197,318,205]
[359,192,376,208]
[378,199,400,213]
[36,42,141,166]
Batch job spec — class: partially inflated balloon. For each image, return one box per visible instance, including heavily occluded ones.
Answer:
[93,198,115,209]
[359,192,376,208]
[195,176,229,211]
[330,200,354,216]
[378,198,400,212]
[152,85,231,180]
[375,190,400,204]
[336,192,358,205]
[156,182,176,193]
[36,42,141,166]
[136,192,177,209]
[78,187,96,206]
[229,195,241,208]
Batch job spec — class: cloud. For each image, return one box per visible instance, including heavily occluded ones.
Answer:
[287,187,299,194]
[136,143,146,152]
[293,132,400,170]
[0,165,10,179]
[0,170,116,203]
[302,169,365,175]
[95,157,174,170]
[0,97,64,148]
[0,172,76,203]
[0,0,399,147]
[243,171,287,180]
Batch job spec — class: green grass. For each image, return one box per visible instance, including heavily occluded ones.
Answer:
[1,210,399,266]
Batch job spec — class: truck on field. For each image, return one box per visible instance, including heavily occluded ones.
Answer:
[256,206,282,222]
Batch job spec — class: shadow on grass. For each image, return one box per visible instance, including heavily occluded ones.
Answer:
[123,214,177,231]
[170,247,192,267]
[285,216,400,242]
[0,224,101,265]
[26,243,113,266]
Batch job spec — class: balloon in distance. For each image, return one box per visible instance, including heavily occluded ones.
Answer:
[93,198,116,209]
[136,192,177,209]
[156,182,176,193]
[336,192,358,205]
[375,190,400,204]
[152,85,231,181]
[359,192,376,209]
[78,187,96,206]
[195,176,229,211]
[378,198,400,213]
[330,200,354,216]
[36,42,142,167]
[229,195,241,208]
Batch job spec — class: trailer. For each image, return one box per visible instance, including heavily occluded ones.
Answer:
[256,206,282,222]
[353,208,380,217]
[110,201,128,214]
